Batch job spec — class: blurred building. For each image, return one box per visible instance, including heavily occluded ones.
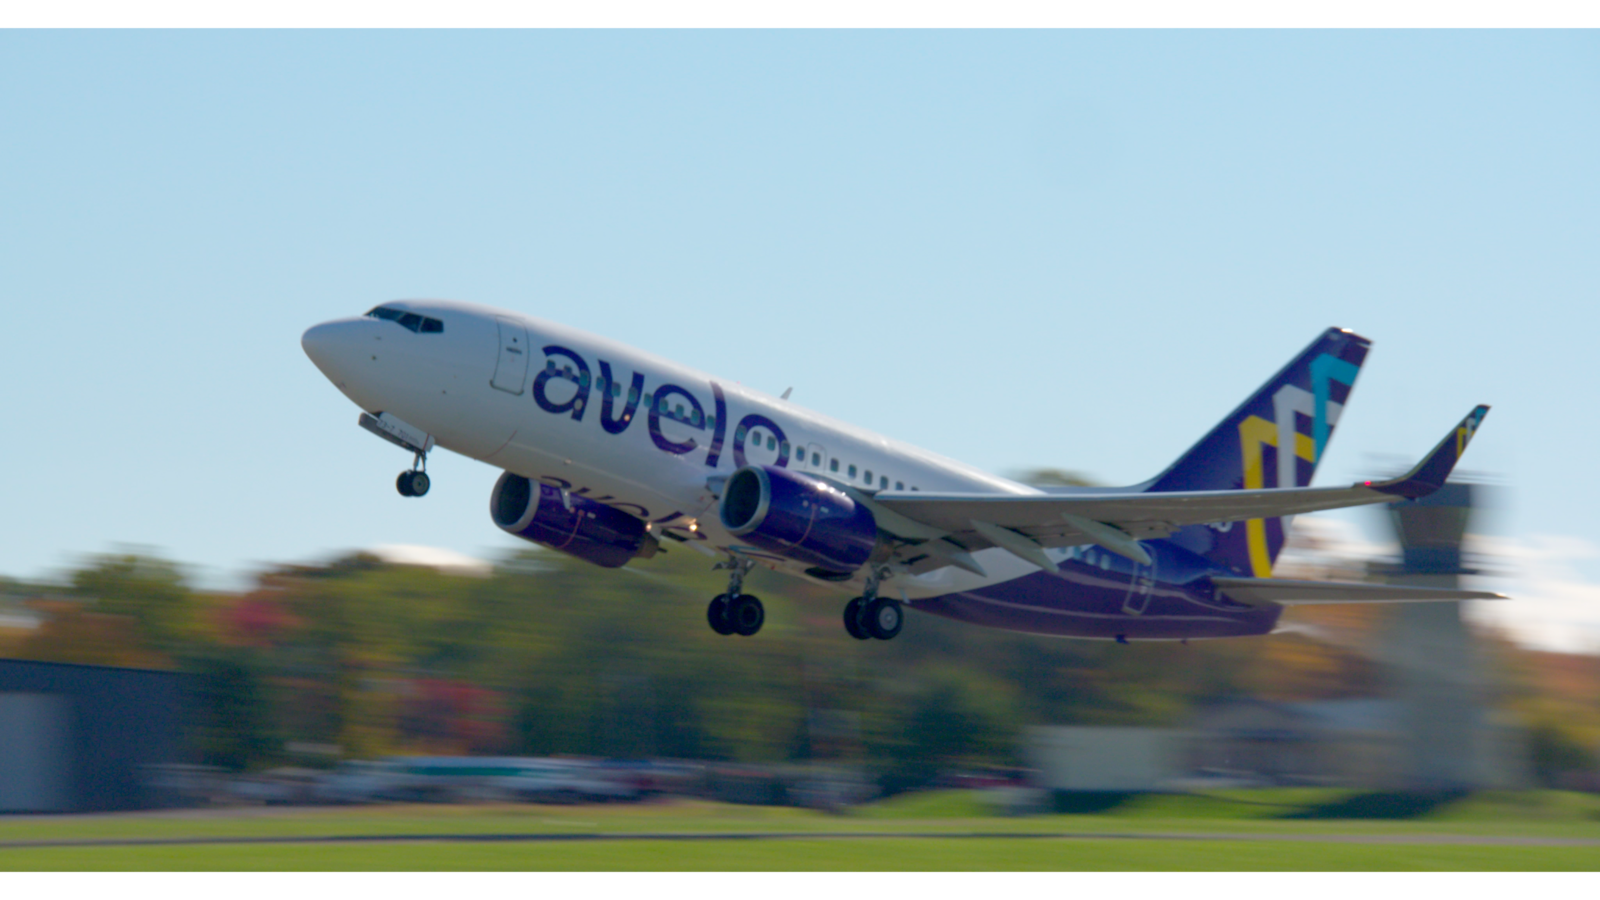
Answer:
[1185,696,1527,788]
[1025,726,1186,791]
[0,658,185,812]
[1187,698,1393,785]
[1377,483,1530,790]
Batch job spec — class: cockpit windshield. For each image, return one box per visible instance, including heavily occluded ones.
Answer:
[366,306,444,333]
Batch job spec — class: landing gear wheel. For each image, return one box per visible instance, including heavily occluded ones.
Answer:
[843,598,870,640]
[863,596,903,641]
[726,594,765,637]
[397,470,430,497]
[707,594,735,636]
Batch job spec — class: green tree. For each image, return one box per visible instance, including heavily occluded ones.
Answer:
[69,552,195,653]
[185,651,275,771]
[865,665,1021,795]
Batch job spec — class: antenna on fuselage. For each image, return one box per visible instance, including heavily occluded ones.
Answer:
[780,387,793,400]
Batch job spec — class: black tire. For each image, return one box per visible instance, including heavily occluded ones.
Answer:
[843,597,870,640]
[864,596,903,640]
[728,594,765,636]
[409,471,431,496]
[396,471,415,497]
[707,594,735,635]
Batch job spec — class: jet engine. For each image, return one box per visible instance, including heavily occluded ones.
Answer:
[491,473,655,568]
[719,465,877,573]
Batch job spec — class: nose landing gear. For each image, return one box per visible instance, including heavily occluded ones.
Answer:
[358,413,436,499]
[396,451,430,497]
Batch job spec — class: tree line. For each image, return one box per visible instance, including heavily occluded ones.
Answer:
[2,541,1593,792]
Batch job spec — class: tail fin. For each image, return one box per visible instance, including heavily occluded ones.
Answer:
[1148,327,1372,577]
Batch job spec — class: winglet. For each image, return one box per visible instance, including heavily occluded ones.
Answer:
[1365,405,1490,500]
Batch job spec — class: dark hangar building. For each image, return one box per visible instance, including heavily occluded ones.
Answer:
[0,658,185,813]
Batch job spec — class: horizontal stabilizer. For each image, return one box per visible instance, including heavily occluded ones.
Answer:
[1212,576,1507,606]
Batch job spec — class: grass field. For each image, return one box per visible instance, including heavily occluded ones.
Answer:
[1,790,1597,871]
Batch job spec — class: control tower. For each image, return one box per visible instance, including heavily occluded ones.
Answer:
[1379,482,1525,790]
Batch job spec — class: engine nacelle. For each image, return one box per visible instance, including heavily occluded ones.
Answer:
[491,472,653,568]
[719,465,877,573]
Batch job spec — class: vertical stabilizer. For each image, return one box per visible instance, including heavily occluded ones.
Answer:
[1148,327,1371,577]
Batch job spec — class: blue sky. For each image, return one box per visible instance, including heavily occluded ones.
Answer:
[3,30,1597,650]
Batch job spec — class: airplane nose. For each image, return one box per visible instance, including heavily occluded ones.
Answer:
[301,318,369,381]
[301,322,334,364]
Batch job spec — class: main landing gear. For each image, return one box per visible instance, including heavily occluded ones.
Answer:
[707,556,764,637]
[843,568,903,641]
[396,451,430,497]
[702,558,904,642]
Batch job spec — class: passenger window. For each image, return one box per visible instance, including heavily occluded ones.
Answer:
[881,476,888,489]
[848,465,857,478]
[895,481,904,490]
[813,452,821,465]
[830,459,839,473]
[864,469,873,483]
[767,436,776,451]
[628,386,639,402]
[736,426,748,442]
[780,441,790,456]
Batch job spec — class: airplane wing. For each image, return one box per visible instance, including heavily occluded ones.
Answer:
[864,406,1489,575]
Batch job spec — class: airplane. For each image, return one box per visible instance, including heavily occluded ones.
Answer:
[301,301,1504,644]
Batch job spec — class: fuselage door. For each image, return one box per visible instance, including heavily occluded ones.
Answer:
[491,316,530,394]
[1122,552,1157,615]
[804,442,827,472]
